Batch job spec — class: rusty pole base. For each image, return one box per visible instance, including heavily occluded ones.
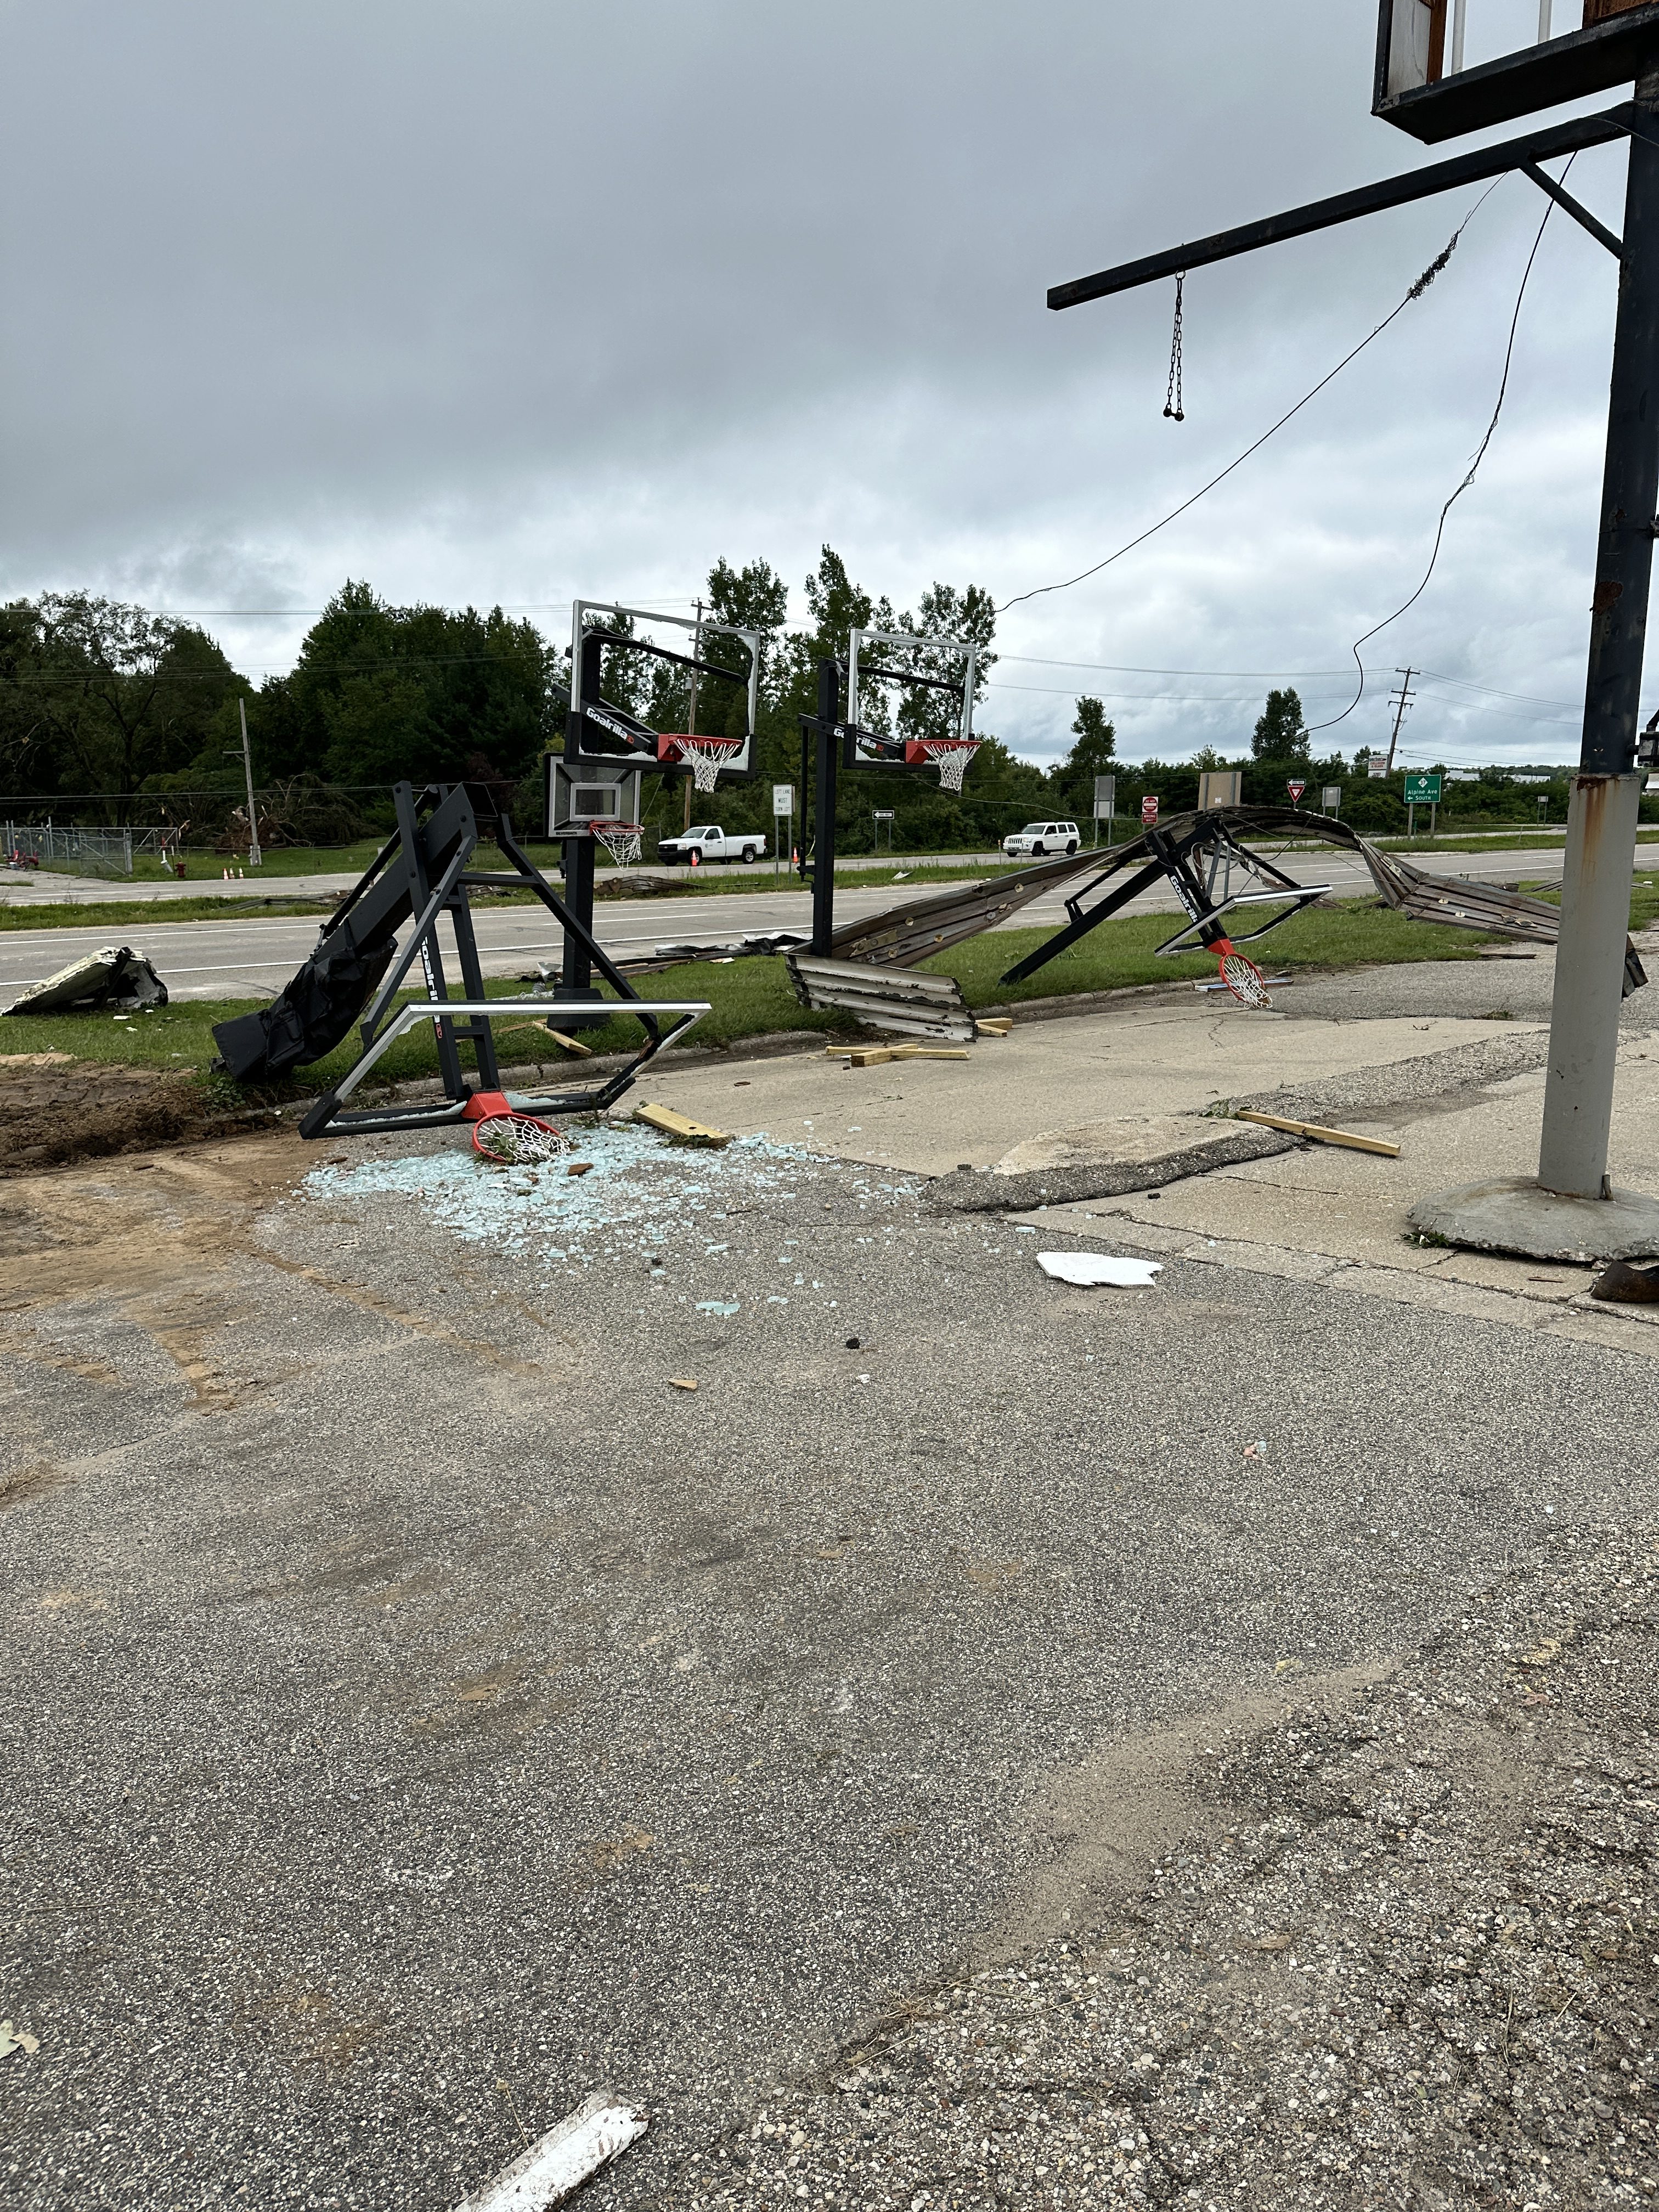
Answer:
[1407,1174,1659,1264]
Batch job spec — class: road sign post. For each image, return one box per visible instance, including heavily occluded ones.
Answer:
[1403,771,1441,840]
[1093,773,1115,849]
[1321,783,1343,817]
[772,782,793,876]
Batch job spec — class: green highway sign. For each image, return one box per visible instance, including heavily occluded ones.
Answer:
[1402,772,1442,804]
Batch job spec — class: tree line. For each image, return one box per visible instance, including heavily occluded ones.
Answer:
[0,569,1594,850]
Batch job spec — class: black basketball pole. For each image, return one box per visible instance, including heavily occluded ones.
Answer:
[561,833,596,992]
[1538,67,1659,1195]
[810,657,839,955]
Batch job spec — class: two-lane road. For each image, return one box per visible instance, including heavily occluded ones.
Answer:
[0,843,1634,1003]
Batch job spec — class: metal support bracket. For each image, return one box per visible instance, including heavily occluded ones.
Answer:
[1520,160,1623,256]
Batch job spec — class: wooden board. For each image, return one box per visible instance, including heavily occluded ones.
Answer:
[633,1101,733,1147]
[825,1043,973,1065]
[1234,1109,1401,1158]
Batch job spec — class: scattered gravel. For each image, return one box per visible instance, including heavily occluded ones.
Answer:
[654,1527,1658,2211]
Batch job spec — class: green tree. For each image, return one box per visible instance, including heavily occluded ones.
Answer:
[0,594,244,818]
[1251,687,1308,761]
[274,582,560,789]
[1047,696,1117,818]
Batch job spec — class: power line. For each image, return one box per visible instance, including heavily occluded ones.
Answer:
[995,190,1496,618]
[1310,157,1573,733]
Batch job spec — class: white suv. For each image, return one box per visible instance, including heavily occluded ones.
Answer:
[1003,820,1080,858]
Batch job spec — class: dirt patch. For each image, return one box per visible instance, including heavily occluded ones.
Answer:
[0,1135,302,1303]
[0,1054,275,1176]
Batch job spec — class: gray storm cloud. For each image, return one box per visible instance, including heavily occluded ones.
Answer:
[0,0,1632,764]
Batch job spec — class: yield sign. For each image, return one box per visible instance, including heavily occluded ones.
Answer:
[1287,780,1306,802]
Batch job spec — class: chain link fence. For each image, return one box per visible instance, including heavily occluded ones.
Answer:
[4,822,136,878]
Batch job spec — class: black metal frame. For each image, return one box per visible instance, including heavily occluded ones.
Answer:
[296,781,698,1140]
[1048,104,1633,311]
[566,625,757,785]
[997,811,1329,986]
[1048,87,1659,788]
[797,660,842,955]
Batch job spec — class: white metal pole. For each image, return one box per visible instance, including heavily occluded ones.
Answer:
[1538,2,1553,45]
[239,697,261,868]
[1450,0,1468,76]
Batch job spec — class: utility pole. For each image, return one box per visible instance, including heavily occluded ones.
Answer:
[1385,668,1415,773]
[226,697,261,870]
[682,597,703,836]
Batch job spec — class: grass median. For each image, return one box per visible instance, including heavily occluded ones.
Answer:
[1,893,1533,1095]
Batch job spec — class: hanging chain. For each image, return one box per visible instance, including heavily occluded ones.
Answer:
[1164,270,1185,422]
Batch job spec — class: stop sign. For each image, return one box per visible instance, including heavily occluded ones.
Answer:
[1288,780,1306,803]
[1141,795,1159,825]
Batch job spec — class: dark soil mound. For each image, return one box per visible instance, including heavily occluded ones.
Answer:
[0,1054,268,1175]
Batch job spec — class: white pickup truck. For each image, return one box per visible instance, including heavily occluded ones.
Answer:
[656,824,767,866]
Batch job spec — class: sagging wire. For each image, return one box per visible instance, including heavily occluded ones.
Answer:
[997,187,1498,618]
[1309,157,1574,733]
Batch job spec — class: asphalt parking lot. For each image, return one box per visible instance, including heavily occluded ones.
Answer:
[3,1036,1657,2207]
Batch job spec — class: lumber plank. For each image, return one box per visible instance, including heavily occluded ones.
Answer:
[1234,1109,1401,1157]
[633,1101,733,1146]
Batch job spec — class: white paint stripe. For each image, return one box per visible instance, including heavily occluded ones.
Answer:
[453,2092,647,2211]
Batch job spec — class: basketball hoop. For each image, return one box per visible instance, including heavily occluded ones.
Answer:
[664,735,742,793]
[1214,939,1272,1009]
[912,738,980,793]
[591,820,644,868]
[471,1112,571,1166]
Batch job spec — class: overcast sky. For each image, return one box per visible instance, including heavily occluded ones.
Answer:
[0,1,1640,768]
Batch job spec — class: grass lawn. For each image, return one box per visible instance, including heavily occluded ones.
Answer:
[10,877,1653,1101]
[0,894,1506,1090]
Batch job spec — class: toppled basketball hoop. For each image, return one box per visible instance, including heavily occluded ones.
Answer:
[4,945,168,1016]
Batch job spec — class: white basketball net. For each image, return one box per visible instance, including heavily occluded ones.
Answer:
[676,738,739,793]
[1219,951,1272,1009]
[473,1114,572,1166]
[917,740,979,793]
[592,821,642,868]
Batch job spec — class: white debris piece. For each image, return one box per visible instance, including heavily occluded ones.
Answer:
[453,2091,648,2211]
[1037,1252,1163,1288]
